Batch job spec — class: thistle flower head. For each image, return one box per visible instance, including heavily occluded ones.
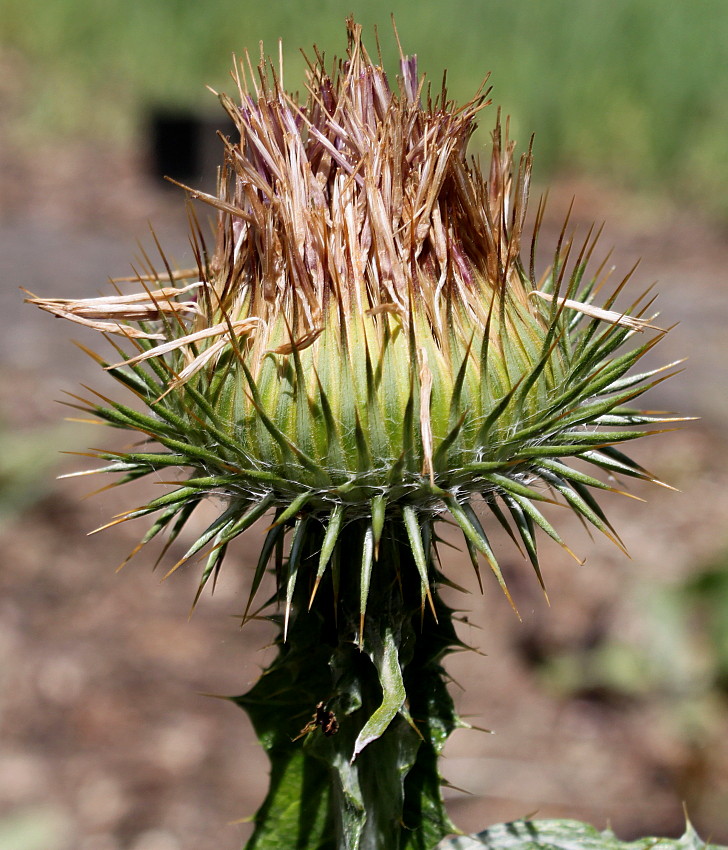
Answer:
[29,20,677,617]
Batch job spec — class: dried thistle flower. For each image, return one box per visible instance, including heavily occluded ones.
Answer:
[29,20,681,850]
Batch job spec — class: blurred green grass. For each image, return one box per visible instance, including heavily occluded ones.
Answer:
[0,806,70,850]
[0,419,82,528]
[4,0,728,215]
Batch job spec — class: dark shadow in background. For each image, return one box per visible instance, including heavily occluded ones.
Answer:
[148,108,237,191]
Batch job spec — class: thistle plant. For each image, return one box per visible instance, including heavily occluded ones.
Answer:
[29,20,683,850]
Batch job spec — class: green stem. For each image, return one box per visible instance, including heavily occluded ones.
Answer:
[234,517,463,850]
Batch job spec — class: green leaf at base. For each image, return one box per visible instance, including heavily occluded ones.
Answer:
[437,819,725,850]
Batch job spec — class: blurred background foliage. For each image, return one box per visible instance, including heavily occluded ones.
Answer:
[3,0,728,217]
[0,421,79,529]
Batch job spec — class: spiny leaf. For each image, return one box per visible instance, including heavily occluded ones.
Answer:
[601,359,685,396]
[460,460,511,473]
[222,492,275,541]
[582,446,664,484]
[402,505,436,618]
[68,391,173,438]
[444,495,518,615]
[401,382,417,474]
[163,501,241,579]
[191,539,228,609]
[151,497,203,570]
[371,493,387,559]
[462,535,484,594]
[482,471,552,502]
[549,429,656,446]
[353,409,372,473]
[483,492,524,555]
[145,431,244,469]
[595,410,685,426]
[540,469,625,551]
[116,500,192,571]
[243,519,285,624]
[448,333,475,431]
[536,458,629,494]
[284,516,309,641]
[507,491,583,564]
[553,384,664,433]
[433,410,468,471]
[104,360,167,400]
[313,369,346,469]
[352,627,407,759]
[363,334,389,461]
[514,329,563,416]
[438,818,725,850]
[309,504,344,608]
[289,328,316,460]
[92,485,201,531]
[167,474,241,491]
[501,494,543,586]
[169,376,262,466]
[514,442,595,459]
[359,523,375,643]
[273,490,313,526]
[475,377,523,445]
[94,450,190,470]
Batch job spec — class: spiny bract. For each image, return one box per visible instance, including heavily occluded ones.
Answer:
[30,21,677,620]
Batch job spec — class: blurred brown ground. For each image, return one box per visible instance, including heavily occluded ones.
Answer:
[2,123,728,850]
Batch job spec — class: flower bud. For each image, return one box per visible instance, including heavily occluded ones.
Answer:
[29,20,677,616]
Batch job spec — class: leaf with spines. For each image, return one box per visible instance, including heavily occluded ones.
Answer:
[358,523,375,641]
[437,819,725,850]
